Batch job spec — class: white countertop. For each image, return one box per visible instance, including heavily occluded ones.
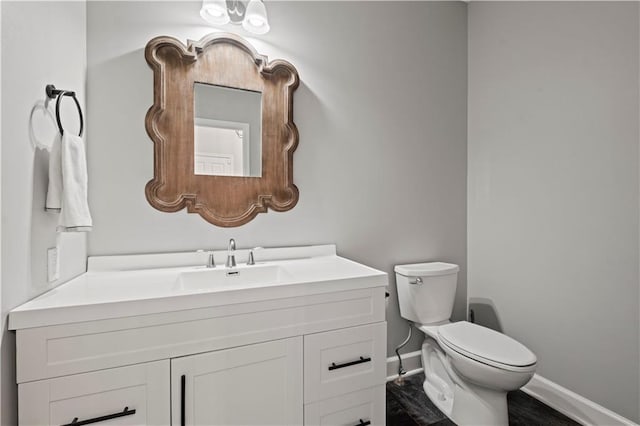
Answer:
[9,245,387,330]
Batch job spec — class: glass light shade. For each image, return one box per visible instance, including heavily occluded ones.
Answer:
[242,0,270,35]
[200,0,230,25]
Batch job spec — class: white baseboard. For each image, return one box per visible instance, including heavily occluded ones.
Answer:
[386,350,423,382]
[522,374,638,426]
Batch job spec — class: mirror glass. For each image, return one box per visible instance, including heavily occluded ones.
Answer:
[194,83,262,177]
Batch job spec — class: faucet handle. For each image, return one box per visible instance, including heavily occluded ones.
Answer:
[247,247,263,265]
[207,251,216,268]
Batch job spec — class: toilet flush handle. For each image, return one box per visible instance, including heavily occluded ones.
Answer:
[409,277,423,285]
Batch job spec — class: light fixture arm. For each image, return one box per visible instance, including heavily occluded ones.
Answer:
[226,0,246,24]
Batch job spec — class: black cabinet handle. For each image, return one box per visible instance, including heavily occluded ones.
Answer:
[328,356,372,371]
[354,419,371,426]
[60,407,136,426]
[181,374,186,426]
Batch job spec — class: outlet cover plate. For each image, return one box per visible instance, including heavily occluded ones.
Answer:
[47,247,59,283]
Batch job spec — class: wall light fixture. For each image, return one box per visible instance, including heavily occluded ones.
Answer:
[200,0,270,35]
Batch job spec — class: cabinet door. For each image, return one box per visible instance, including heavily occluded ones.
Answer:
[19,360,169,426]
[172,337,303,426]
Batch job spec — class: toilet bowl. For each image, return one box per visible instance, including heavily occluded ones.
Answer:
[395,262,537,426]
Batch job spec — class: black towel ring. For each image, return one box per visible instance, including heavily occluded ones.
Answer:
[45,84,84,137]
[54,91,83,137]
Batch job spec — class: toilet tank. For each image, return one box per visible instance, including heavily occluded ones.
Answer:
[395,262,459,325]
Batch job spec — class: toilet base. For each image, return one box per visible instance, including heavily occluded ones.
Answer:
[449,381,508,426]
[421,337,509,426]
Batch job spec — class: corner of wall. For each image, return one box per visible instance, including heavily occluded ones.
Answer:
[0,0,4,422]
[637,0,640,420]
[1,1,88,423]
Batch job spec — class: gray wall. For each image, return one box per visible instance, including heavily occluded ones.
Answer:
[1,1,87,423]
[86,1,468,357]
[468,1,639,421]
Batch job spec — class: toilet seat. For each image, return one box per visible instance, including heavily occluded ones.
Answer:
[438,322,537,372]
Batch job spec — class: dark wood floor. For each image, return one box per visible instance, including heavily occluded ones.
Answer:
[386,373,582,426]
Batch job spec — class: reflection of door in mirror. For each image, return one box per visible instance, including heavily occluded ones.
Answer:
[194,119,250,176]
[194,83,262,177]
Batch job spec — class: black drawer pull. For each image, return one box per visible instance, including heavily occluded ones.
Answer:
[328,356,371,371]
[181,374,186,426]
[355,419,371,426]
[61,406,136,426]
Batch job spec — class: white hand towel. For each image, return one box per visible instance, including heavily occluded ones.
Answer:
[57,132,92,232]
[45,133,62,212]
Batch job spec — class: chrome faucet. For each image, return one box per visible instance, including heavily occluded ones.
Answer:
[226,238,236,268]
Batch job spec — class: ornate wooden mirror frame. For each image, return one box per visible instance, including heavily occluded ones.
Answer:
[145,33,299,227]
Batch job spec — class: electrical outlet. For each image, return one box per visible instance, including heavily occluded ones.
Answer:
[47,247,59,283]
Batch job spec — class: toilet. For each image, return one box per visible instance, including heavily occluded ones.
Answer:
[395,262,537,426]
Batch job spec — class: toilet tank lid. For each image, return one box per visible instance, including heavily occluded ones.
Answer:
[394,262,459,277]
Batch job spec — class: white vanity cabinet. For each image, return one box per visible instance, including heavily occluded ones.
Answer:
[14,288,387,426]
[10,247,388,426]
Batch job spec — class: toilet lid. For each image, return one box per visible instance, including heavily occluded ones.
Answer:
[438,322,537,368]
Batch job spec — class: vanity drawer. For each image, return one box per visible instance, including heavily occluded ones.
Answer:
[18,360,169,426]
[304,385,385,426]
[304,322,386,403]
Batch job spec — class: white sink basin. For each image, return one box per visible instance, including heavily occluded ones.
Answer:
[176,264,289,291]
